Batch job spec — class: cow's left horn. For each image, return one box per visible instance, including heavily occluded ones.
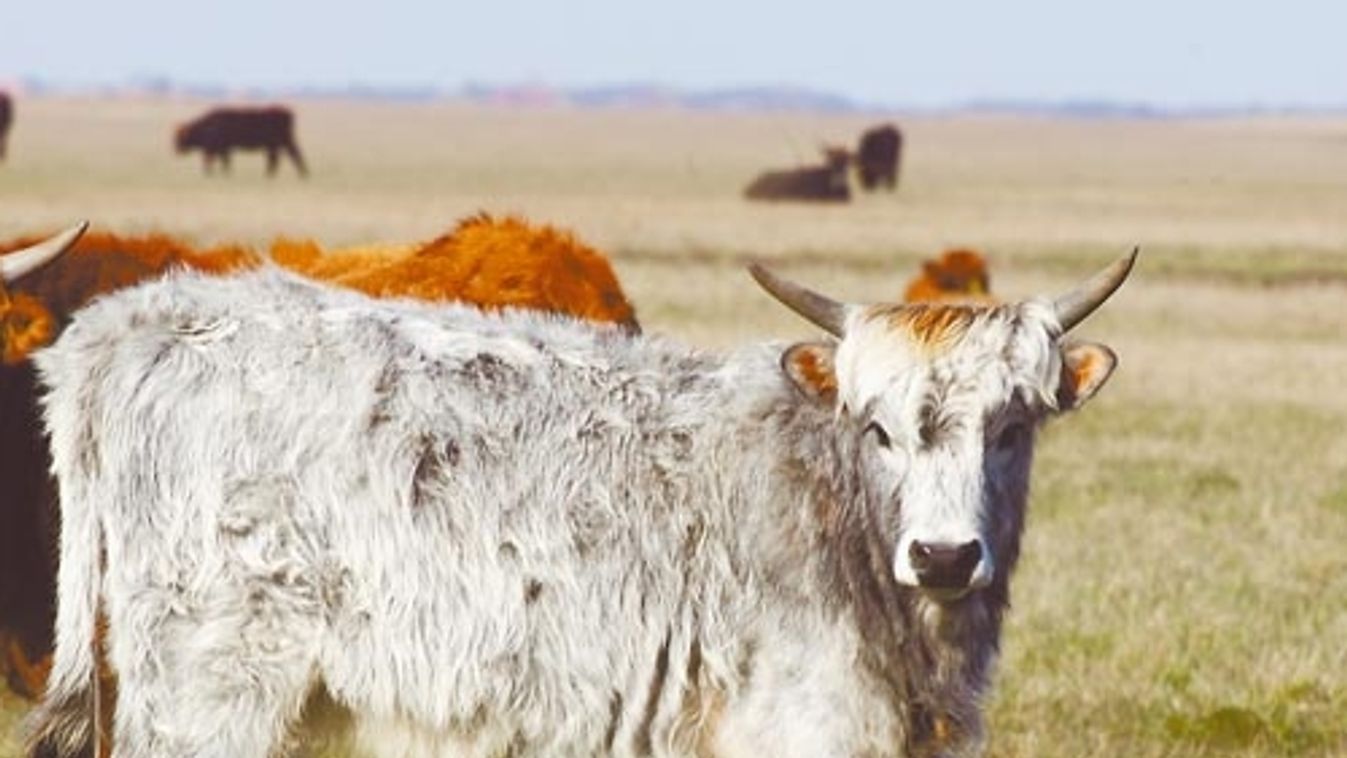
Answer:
[1052,247,1138,333]
[749,262,849,336]
[1,221,89,283]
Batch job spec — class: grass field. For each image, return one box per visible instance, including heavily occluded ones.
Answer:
[1,97,1345,756]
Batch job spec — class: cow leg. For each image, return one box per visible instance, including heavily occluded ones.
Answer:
[218,149,231,174]
[110,604,316,757]
[110,481,328,756]
[4,635,52,699]
[266,147,279,177]
[284,140,308,178]
[107,598,315,758]
[106,543,322,757]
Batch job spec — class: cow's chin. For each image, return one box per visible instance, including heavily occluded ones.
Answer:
[918,585,977,604]
[892,570,984,605]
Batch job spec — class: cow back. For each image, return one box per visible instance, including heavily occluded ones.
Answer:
[178,106,297,151]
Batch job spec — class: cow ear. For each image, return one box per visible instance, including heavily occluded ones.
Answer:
[782,341,839,406]
[1057,342,1117,411]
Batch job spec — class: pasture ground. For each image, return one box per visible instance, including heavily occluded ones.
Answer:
[2,97,1345,757]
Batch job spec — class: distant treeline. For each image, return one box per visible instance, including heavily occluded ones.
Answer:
[7,78,1346,116]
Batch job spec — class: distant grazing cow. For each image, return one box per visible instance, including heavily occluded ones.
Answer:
[29,242,1133,756]
[0,92,13,162]
[744,146,851,202]
[175,106,308,177]
[856,124,902,191]
[904,249,994,304]
[0,216,636,706]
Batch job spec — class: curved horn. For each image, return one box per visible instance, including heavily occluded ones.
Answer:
[1,221,89,283]
[1053,247,1139,333]
[748,262,849,336]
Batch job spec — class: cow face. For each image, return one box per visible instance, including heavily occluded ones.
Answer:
[756,252,1133,601]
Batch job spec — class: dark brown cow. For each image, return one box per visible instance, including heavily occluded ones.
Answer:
[174,106,308,177]
[744,145,852,202]
[856,123,902,191]
[0,92,12,162]
[0,224,89,699]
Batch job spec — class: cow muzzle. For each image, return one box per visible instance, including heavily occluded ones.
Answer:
[894,536,992,599]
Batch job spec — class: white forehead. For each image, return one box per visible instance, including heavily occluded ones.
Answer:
[833,298,1063,416]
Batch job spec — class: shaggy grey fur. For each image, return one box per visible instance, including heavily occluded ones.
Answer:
[28,266,1120,757]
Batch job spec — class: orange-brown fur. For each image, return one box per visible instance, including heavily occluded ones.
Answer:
[871,302,981,351]
[1,629,50,699]
[275,213,638,330]
[0,231,259,365]
[902,249,993,304]
[0,292,55,365]
[784,343,839,402]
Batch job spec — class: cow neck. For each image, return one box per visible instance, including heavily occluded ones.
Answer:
[766,394,1010,755]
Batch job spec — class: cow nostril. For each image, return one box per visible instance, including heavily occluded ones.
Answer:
[954,540,982,575]
[909,541,934,570]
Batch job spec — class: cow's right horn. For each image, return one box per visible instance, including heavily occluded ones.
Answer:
[1,221,89,283]
[749,262,850,336]
[1052,247,1138,333]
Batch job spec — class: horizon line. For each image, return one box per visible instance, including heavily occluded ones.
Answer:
[4,76,1346,117]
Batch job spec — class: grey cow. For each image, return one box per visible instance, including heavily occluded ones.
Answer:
[27,248,1135,757]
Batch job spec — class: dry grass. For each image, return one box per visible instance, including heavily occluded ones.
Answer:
[1,98,1345,756]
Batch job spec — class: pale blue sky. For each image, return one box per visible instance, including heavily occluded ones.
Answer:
[5,1,1345,108]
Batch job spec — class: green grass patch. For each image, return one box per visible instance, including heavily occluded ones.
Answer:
[1319,483,1347,514]
[1161,681,1345,754]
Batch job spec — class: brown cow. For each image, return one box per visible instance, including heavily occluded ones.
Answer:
[744,145,852,202]
[0,92,12,162]
[272,213,639,331]
[0,215,637,706]
[856,123,902,191]
[0,224,257,699]
[903,248,994,304]
[175,106,308,177]
[0,224,92,700]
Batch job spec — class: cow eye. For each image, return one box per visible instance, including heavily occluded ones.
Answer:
[865,421,891,449]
